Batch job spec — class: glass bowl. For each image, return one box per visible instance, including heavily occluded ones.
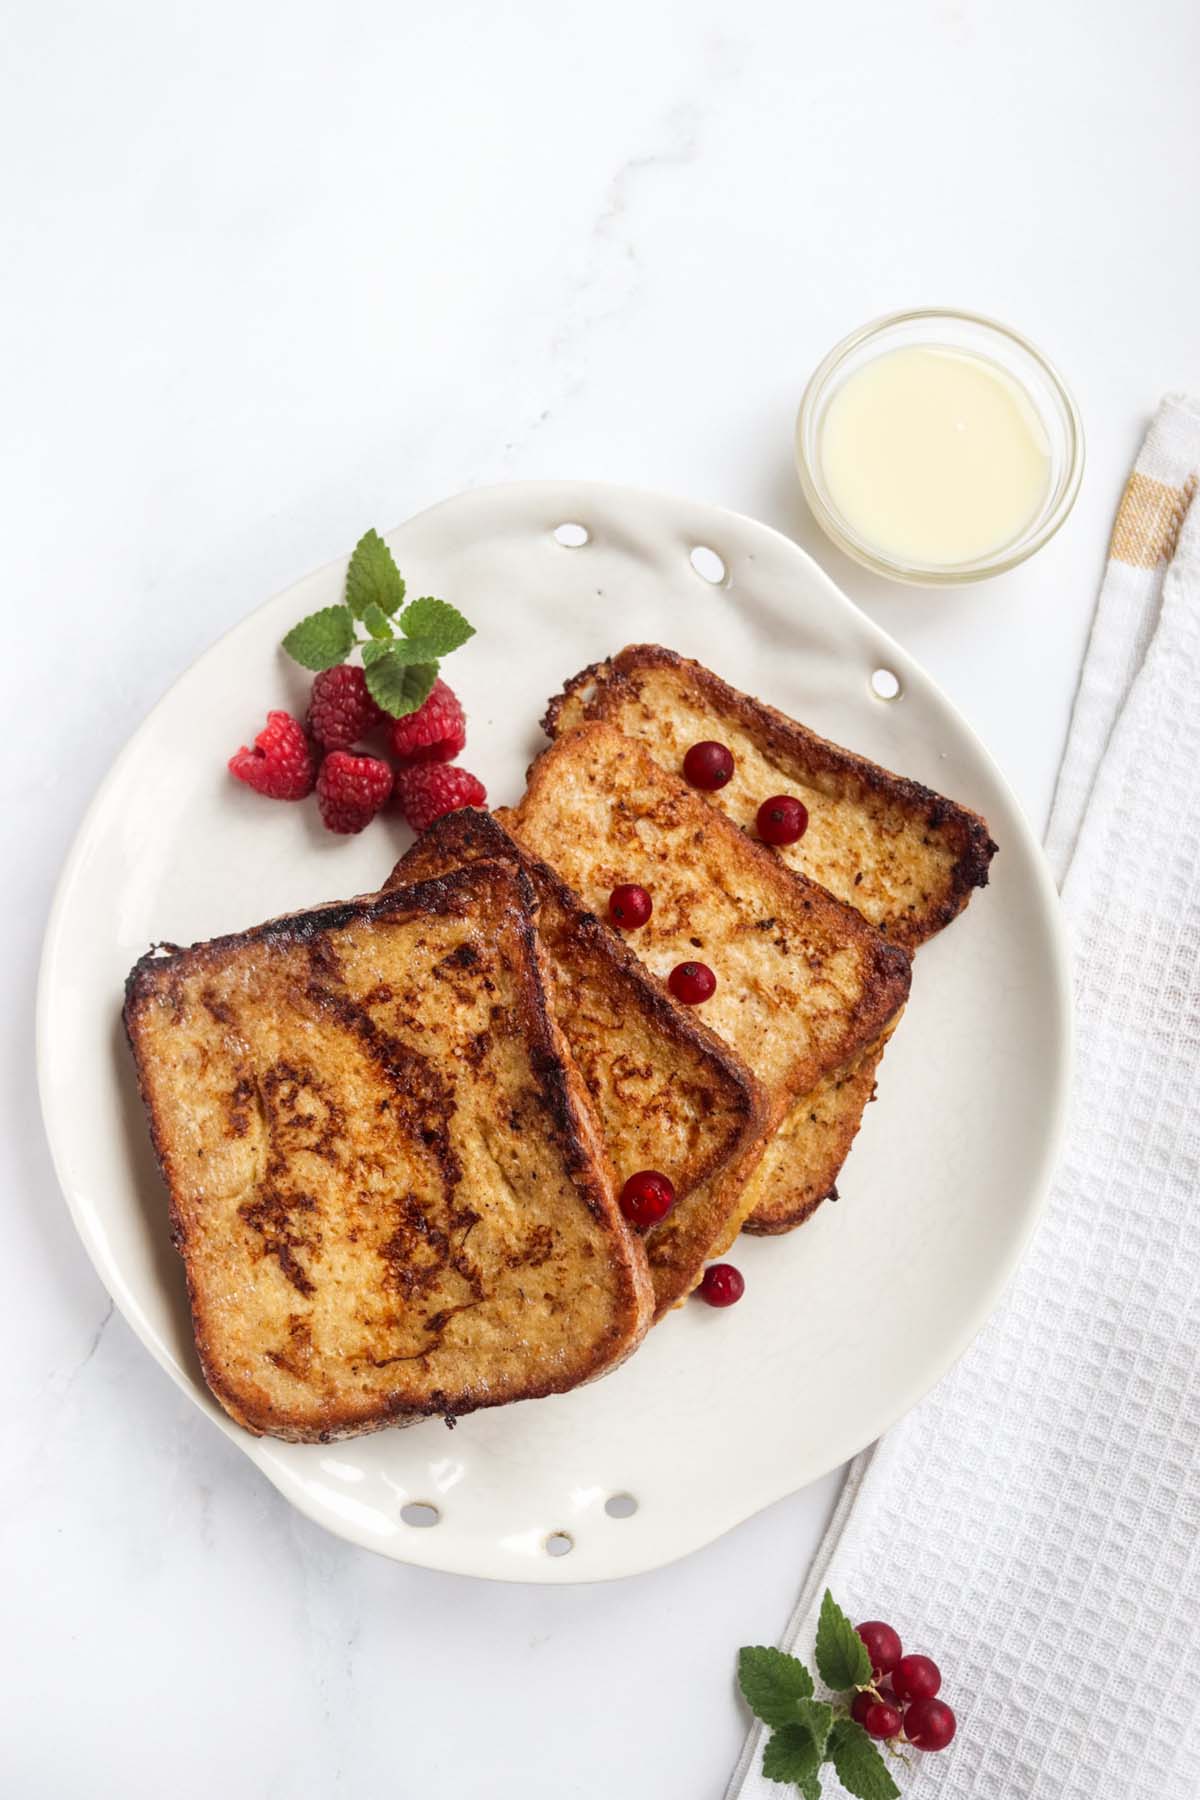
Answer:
[795,308,1085,585]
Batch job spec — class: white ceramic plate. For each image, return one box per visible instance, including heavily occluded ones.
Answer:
[38,482,1070,1583]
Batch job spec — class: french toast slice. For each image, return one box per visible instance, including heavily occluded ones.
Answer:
[739,1019,899,1235]
[510,722,912,1148]
[386,809,770,1314]
[544,644,996,950]
[123,861,653,1442]
[544,646,996,1231]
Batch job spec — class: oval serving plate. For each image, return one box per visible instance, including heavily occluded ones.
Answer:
[37,482,1070,1582]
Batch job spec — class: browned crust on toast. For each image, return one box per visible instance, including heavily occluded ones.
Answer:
[385,812,763,1154]
[124,861,652,1440]
[512,720,911,1117]
[386,809,772,1313]
[543,644,996,950]
[741,1019,898,1235]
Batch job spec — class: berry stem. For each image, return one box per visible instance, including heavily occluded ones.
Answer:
[832,1678,887,1721]
[856,1681,889,1706]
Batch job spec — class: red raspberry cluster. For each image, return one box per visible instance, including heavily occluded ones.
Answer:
[852,1620,956,1752]
[228,670,485,835]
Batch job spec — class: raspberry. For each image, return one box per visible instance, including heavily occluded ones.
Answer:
[316,750,393,834]
[395,763,487,832]
[306,664,386,750]
[388,678,467,765]
[228,710,315,800]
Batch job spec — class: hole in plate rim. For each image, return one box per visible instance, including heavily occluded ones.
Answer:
[604,1493,638,1519]
[870,667,902,701]
[544,1530,574,1557]
[689,544,727,585]
[553,521,590,548]
[400,1501,441,1528]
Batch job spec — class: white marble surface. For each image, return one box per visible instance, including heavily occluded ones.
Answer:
[3,1,1198,1794]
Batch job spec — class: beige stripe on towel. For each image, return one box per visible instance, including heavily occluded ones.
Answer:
[1110,469,1197,566]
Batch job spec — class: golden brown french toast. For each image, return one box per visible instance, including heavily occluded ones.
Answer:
[123,861,653,1441]
[510,723,912,1150]
[544,644,996,950]
[386,810,770,1314]
[543,646,995,1233]
[739,1019,899,1234]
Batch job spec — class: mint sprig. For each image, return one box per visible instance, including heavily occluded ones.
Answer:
[738,1646,815,1725]
[345,527,406,619]
[827,1719,901,1800]
[281,604,356,671]
[738,1592,901,1800]
[816,1590,874,1692]
[281,528,475,718]
[397,594,475,655]
[763,1722,824,1788]
[364,654,438,719]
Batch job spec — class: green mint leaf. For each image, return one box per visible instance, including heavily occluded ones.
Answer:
[738,1646,814,1726]
[363,648,438,718]
[794,1698,833,1760]
[761,1723,821,1787]
[360,637,440,670]
[826,1719,900,1800]
[398,595,475,656]
[345,528,406,619]
[815,1591,872,1692]
[376,634,447,665]
[797,1775,822,1800]
[281,604,355,671]
[361,601,394,641]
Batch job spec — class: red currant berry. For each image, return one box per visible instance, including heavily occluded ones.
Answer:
[609,883,653,929]
[619,1170,676,1228]
[756,794,809,846]
[892,1654,941,1704]
[903,1697,956,1752]
[697,1263,744,1306]
[683,741,735,790]
[669,960,716,1004]
[851,1692,903,1741]
[855,1620,903,1680]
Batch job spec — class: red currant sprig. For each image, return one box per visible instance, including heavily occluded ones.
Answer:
[853,1619,957,1754]
[738,1591,958,1799]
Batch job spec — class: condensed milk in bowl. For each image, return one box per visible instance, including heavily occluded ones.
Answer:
[796,309,1084,584]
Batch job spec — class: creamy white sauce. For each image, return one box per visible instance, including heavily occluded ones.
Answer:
[819,344,1051,567]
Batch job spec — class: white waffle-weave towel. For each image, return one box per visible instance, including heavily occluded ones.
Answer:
[728,396,1200,1800]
